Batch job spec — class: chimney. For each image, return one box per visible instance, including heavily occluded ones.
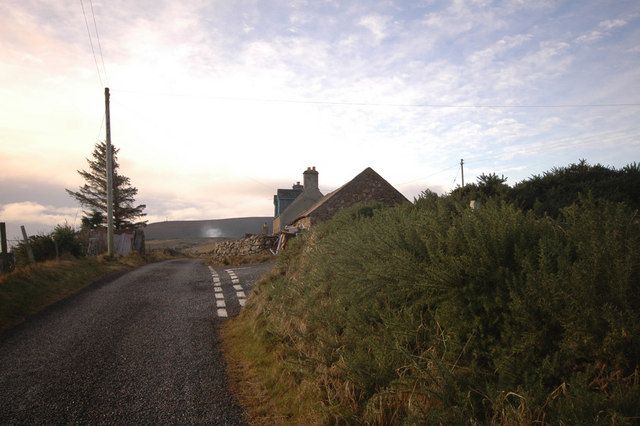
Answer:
[293,181,303,190]
[303,166,319,191]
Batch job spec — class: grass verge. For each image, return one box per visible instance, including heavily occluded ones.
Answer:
[221,269,325,425]
[0,254,148,333]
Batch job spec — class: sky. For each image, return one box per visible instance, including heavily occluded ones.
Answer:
[1,0,639,241]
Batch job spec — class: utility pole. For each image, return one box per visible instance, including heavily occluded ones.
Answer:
[460,158,465,187]
[105,87,114,258]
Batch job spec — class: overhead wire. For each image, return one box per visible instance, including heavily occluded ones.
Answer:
[112,89,640,109]
[79,0,103,87]
[397,165,458,187]
[88,0,108,85]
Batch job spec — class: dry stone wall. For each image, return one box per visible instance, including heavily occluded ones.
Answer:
[207,234,277,259]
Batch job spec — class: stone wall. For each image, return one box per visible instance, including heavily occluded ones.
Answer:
[206,234,278,259]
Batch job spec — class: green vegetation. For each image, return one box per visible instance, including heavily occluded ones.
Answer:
[0,255,145,333]
[224,161,640,424]
[66,141,146,230]
[12,223,83,266]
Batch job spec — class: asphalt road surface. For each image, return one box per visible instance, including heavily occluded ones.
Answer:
[0,259,273,424]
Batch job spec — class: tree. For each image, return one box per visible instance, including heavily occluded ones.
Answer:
[80,210,105,230]
[66,141,146,230]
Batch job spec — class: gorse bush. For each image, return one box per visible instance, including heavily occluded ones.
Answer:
[448,160,640,218]
[510,160,640,217]
[51,223,83,257]
[239,195,640,424]
[14,223,83,265]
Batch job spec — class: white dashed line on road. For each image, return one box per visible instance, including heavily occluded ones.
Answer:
[209,267,249,317]
[209,267,228,317]
[226,269,247,308]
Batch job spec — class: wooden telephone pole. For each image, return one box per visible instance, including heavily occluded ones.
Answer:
[105,87,114,257]
[460,158,465,187]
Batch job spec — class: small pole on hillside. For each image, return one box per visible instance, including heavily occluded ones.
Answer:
[0,222,7,273]
[460,158,465,187]
[20,225,35,264]
[0,222,7,256]
[105,87,115,258]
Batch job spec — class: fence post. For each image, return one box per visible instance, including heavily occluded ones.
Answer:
[0,222,7,273]
[20,225,36,264]
[0,222,7,255]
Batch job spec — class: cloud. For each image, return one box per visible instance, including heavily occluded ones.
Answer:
[599,19,628,31]
[0,202,79,227]
[422,0,506,38]
[1,0,639,223]
[576,18,628,44]
[358,14,390,44]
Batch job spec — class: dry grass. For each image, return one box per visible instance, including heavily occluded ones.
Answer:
[220,266,326,425]
[221,310,325,426]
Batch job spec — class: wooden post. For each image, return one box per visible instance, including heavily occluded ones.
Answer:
[105,87,115,258]
[0,222,7,255]
[20,225,35,264]
[0,222,7,273]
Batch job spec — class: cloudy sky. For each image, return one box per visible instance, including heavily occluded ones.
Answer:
[1,0,639,240]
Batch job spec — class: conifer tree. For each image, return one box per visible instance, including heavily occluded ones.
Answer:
[66,141,146,230]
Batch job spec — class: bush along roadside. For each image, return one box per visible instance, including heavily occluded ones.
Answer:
[223,197,640,424]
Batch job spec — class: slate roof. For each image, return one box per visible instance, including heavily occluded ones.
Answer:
[295,167,409,224]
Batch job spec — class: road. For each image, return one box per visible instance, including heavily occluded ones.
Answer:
[0,259,272,424]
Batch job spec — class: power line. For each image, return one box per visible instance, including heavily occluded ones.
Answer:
[113,89,640,109]
[96,115,105,141]
[79,0,103,87]
[397,165,458,186]
[88,0,108,85]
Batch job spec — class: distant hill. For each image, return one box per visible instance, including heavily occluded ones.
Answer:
[145,217,272,240]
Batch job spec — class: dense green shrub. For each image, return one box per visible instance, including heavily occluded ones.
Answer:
[243,196,640,424]
[13,224,83,265]
[14,234,56,265]
[509,160,640,217]
[51,223,83,257]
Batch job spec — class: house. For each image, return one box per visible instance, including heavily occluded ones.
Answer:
[273,182,303,217]
[272,167,324,233]
[292,167,409,229]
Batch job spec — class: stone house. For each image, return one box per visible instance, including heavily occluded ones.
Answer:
[273,182,303,217]
[272,167,323,233]
[292,167,409,229]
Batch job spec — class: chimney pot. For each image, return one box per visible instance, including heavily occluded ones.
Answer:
[302,166,319,191]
